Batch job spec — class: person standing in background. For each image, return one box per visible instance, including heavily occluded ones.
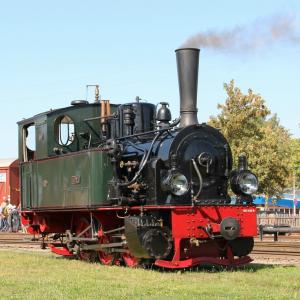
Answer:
[0,196,9,230]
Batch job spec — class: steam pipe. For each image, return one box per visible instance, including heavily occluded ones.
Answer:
[175,48,200,127]
[191,158,203,201]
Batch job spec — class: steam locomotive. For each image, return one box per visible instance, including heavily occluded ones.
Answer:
[19,48,258,268]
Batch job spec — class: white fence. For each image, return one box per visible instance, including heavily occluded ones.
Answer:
[257,212,300,227]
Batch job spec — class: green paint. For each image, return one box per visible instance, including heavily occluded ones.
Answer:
[21,150,113,209]
[18,102,117,209]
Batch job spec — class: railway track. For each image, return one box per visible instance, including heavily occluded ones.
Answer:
[0,232,42,250]
[255,234,300,242]
[252,235,300,262]
[253,246,300,258]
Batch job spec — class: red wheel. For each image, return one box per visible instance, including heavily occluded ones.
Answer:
[76,218,97,262]
[98,236,114,265]
[122,252,139,268]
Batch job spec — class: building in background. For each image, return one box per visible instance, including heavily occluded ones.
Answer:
[254,190,300,215]
[0,158,20,206]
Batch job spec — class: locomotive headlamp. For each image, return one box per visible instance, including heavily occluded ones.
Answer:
[239,172,258,195]
[170,173,189,196]
[230,171,258,195]
[162,171,189,196]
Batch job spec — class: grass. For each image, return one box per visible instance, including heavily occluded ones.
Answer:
[0,250,299,300]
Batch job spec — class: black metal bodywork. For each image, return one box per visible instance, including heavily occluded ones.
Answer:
[106,122,232,206]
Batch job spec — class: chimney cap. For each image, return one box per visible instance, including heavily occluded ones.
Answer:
[175,48,200,53]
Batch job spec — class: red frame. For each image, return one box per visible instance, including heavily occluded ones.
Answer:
[22,204,257,269]
[171,206,257,239]
[158,205,256,268]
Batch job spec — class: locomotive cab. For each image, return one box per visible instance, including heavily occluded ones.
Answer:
[18,102,118,210]
[18,102,120,161]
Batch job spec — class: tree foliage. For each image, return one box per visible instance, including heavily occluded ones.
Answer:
[291,138,300,188]
[209,80,292,197]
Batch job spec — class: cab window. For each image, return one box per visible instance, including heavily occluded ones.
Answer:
[22,124,36,162]
[54,115,75,146]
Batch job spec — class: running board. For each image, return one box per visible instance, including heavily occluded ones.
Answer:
[49,244,74,257]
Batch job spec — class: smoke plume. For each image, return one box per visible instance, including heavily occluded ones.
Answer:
[181,15,300,52]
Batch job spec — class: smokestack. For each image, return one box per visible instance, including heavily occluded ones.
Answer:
[175,48,200,127]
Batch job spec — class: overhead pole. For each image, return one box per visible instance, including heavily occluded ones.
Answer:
[293,170,296,217]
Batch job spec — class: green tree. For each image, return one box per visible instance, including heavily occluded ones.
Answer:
[291,138,300,189]
[209,80,292,197]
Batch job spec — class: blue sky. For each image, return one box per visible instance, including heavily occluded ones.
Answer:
[0,0,299,157]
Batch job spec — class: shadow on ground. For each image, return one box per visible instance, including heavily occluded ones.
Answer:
[53,253,291,273]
